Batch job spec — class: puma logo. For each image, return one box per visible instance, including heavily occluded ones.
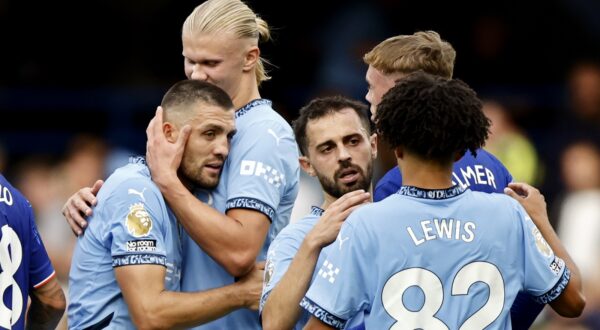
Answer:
[337,233,350,250]
[267,129,282,146]
[128,188,147,202]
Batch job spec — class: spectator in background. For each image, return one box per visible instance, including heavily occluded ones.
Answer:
[544,141,600,330]
[483,100,541,185]
[568,61,600,128]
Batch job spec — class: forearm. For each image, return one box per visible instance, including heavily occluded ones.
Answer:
[534,214,582,292]
[533,215,585,315]
[263,239,322,330]
[160,180,255,273]
[27,278,66,330]
[134,283,246,329]
[26,296,65,330]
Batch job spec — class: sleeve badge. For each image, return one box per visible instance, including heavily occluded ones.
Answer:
[126,203,153,237]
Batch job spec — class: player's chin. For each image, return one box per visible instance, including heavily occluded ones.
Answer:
[199,171,221,189]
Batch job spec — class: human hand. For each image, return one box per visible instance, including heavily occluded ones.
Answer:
[236,261,265,310]
[307,190,370,248]
[504,182,549,226]
[61,179,103,236]
[145,106,191,189]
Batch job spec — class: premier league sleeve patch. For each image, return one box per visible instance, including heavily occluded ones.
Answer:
[531,225,552,258]
[126,203,153,237]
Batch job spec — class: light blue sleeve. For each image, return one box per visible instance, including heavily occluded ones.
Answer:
[109,178,168,268]
[302,220,372,329]
[516,203,569,304]
[259,228,304,313]
[225,121,299,221]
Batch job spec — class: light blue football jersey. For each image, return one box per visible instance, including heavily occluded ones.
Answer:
[182,99,300,330]
[303,185,570,329]
[260,206,324,330]
[68,158,185,329]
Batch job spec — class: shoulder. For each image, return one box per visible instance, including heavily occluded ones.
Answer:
[468,148,507,169]
[276,216,318,243]
[100,165,165,211]
[0,175,29,210]
[237,100,293,133]
[374,167,401,201]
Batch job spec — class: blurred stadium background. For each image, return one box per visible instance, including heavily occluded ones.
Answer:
[1,0,599,328]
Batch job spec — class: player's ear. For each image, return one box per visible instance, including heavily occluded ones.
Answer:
[163,122,178,143]
[243,45,260,72]
[299,156,316,177]
[370,133,378,159]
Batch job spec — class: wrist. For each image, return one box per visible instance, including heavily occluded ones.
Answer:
[302,232,326,252]
[232,281,254,309]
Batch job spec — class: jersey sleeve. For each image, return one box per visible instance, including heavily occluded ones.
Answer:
[110,179,168,268]
[302,220,372,329]
[225,121,299,221]
[373,167,402,202]
[516,203,569,304]
[259,229,303,313]
[26,203,56,289]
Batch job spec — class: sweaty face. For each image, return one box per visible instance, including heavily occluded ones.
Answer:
[182,32,246,100]
[365,65,404,121]
[178,103,236,189]
[305,109,376,198]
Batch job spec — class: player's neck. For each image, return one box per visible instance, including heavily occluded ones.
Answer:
[399,158,454,190]
[232,76,261,110]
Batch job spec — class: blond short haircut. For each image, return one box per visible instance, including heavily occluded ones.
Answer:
[183,0,272,85]
[363,31,456,79]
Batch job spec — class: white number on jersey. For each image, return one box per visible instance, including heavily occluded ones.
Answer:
[0,225,23,328]
[382,261,504,329]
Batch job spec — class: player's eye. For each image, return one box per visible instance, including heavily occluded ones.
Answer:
[204,130,216,139]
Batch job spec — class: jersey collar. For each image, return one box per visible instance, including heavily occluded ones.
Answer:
[397,185,466,200]
[235,99,272,119]
[129,155,146,165]
[310,206,324,217]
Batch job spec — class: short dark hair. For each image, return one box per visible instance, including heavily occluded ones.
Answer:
[293,96,371,156]
[161,80,233,114]
[375,71,489,163]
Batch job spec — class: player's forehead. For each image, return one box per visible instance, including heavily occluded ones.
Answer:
[182,32,240,59]
[306,109,367,145]
[188,103,235,129]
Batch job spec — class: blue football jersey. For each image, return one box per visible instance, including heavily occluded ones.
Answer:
[182,99,300,330]
[260,206,324,330]
[303,186,569,329]
[0,174,55,330]
[68,158,183,329]
[374,149,512,201]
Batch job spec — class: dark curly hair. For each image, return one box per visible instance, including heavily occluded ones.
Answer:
[293,95,371,156]
[375,71,489,163]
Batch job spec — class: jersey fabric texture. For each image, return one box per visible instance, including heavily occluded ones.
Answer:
[68,158,185,329]
[303,186,569,329]
[374,149,545,329]
[0,174,55,330]
[260,206,324,330]
[182,99,300,330]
